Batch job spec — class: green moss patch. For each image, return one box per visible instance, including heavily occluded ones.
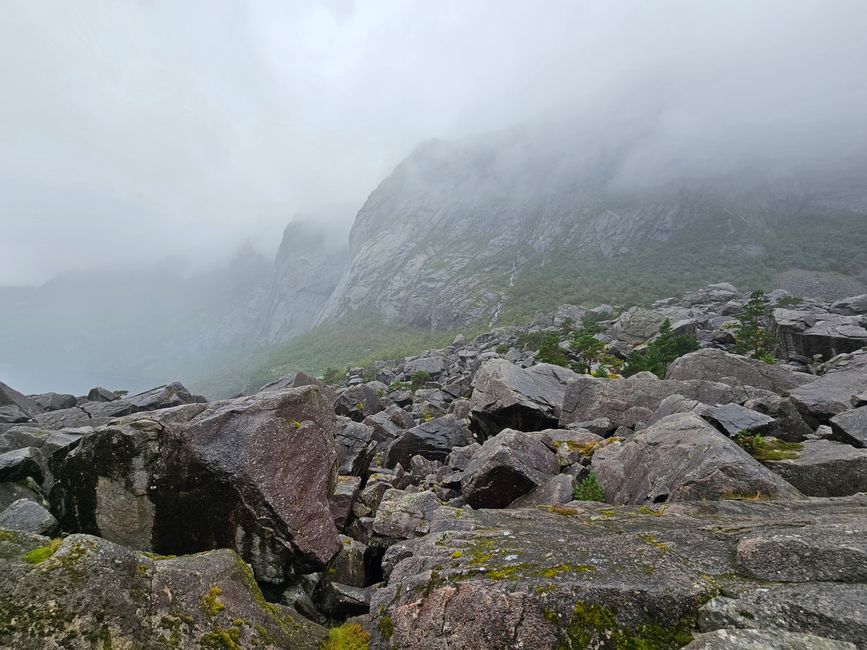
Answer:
[323,623,370,649]
[21,538,62,564]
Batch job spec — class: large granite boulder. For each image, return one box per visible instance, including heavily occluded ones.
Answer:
[771,308,867,361]
[369,496,867,650]
[592,414,803,504]
[461,429,559,508]
[831,293,867,316]
[685,629,856,649]
[0,381,41,425]
[665,348,815,393]
[50,386,340,583]
[333,383,384,422]
[830,406,867,447]
[762,439,867,497]
[789,350,867,421]
[704,403,776,437]
[470,360,578,438]
[0,530,326,649]
[385,414,474,469]
[560,375,769,430]
[28,392,77,412]
[335,417,377,476]
[609,306,698,344]
[0,498,58,535]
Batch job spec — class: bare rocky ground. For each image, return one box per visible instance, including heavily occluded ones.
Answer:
[1,283,866,648]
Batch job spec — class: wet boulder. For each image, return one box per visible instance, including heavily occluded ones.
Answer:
[762,439,867,497]
[461,429,559,508]
[592,414,802,504]
[335,417,376,476]
[50,386,340,583]
[704,403,776,437]
[28,392,78,412]
[0,531,326,649]
[385,414,473,469]
[333,383,384,422]
[560,374,768,430]
[370,496,867,650]
[771,308,867,362]
[665,348,815,394]
[0,498,58,535]
[470,359,578,438]
[789,351,867,421]
[830,406,867,447]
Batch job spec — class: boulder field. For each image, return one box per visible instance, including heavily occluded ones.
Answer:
[1,284,866,648]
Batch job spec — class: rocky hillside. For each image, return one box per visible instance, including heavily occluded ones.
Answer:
[319,129,867,330]
[2,283,866,648]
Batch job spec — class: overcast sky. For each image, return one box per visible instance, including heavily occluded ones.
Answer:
[2,1,866,286]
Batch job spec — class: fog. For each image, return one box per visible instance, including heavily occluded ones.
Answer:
[2,1,866,286]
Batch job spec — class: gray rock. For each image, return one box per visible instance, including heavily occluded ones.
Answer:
[0,481,43,511]
[831,293,867,316]
[685,629,856,649]
[331,475,362,531]
[0,498,57,535]
[771,308,867,361]
[698,583,867,647]
[333,383,384,422]
[666,348,815,393]
[371,489,443,540]
[592,414,803,504]
[0,447,45,484]
[50,386,339,583]
[830,406,867,447]
[763,439,867,497]
[0,381,42,421]
[330,535,369,587]
[33,406,92,430]
[28,392,77,412]
[470,359,578,437]
[649,394,712,424]
[258,370,322,393]
[560,374,769,430]
[789,351,867,421]
[0,530,326,649]
[735,525,867,582]
[461,429,559,508]
[86,386,119,402]
[507,473,575,508]
[404,355,445,378]
[335,417,377,475]
[742,393,813,441]
[316,581,372,618]
[610,306,697,344]
[705,403,776,437]
[385,414,473,469]
[370,496,867,650]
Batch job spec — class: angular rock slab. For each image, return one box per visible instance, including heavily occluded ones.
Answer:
[385,414,473,468]
[470,360,578,438]
[666,348,815,394]
[763,439,867,497]
[0,530,326,649]
[789,350,867,420]
[461,429,559,508]
[370,496,867,650]
[685,628,856,649]
[51,386,339,583]
[560,374,770,430]
[830,406,867,447]
[592,414,803,504]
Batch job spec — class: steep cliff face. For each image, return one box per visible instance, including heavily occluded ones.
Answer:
[318,130,867,330]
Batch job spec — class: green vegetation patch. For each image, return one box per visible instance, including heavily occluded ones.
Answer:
[734,432,802,461]
[323,623,370,650]
[573,473,606,503]
[21,538,62,564]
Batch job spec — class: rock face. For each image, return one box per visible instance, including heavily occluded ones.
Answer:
[763,439,867,497]
[50,386,340,583]
[592,414,802,503]
[461,429,559,508]
[369,497,867,650]
[665,348,815,393]
[0,529,326,649]
[0,498,57,536]
[470,360,577,437]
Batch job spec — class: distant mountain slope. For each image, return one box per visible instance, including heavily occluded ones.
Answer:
[0,220,345,394]
[318,128,867,330]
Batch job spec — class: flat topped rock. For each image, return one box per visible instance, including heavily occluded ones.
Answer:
[666,348,815,393]
[369,496,867,650]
